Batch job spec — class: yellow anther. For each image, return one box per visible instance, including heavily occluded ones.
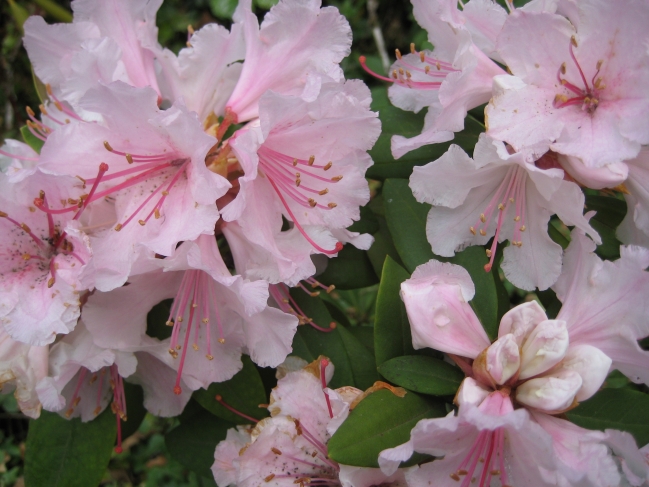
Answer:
[410,42,415,54]
[154,208,161,219]
[292,158,298,166]
[420,51,425,63]
[498,203,505,211]
[308,155,315,166]
[485,249,492,257]
[22,253,31,260]
[192,344,199,351]
[470,227,476,235]
[425,65,431,74]
[166,320,174,326]
[331,175,343,182]
[560,62,567,75]
[47,277,55,288]
[318,188,329,195]
[308,198,317,207]
[218,338,226,344]
[509,197,514,203]
[324,161,333,171]
[206,354,214,360]
[103,141,114,152]
[436,61,441,70]
[114,223,123,231]
[138,220,146,226]
[479,229,487,236]
[395,48,402,59]
[571,36,578,47]
[126,153,134,164]
[514,215,521,222]
[392,70,398,79]
[480,213,486,223]
[327,202,337,208]
[202,318,209,324]
[520,225,526,232]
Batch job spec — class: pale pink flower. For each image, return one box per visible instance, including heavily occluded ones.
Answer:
[486,0,649,167]
[23,0,163,111]
[617,148,649,247]
[82,235,298,396]
[396,256,649,485]
[212,358,409,487]
[360,0,505,158]
[38,82,229,291]
[0,170,91,346]
[223,0,352,124]
[0,328,48,419]
[409,134,599,290]
[379,381,559,487]
[553,230,649,385]
[220,80,379,285]
[36,322,191,451]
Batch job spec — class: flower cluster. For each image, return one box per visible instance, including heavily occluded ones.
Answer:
[3,0,649,485]
[0,0,379,451]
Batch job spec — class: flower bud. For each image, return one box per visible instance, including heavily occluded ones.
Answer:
[498,301,548,346]
[516,369,582,413]
[519,319,569,379]
[455,377,490,408]
[485,334,520,385]
[552,344,611,402]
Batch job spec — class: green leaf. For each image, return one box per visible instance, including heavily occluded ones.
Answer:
[328,389,446,467]
[25,409,116,487]
[452,247,499,341]
[317,244,379,290]
[378,356,464,396]
[34,0,73,22]
[383,178,434,272]
[347,326,375,354]
[367,212,403,277]
[254,0,279,8]
[20,125,44,153]
[166,408,235,479]
[365,87,481,180]
[7,0,29,32]
[146,299,173,341]
[383,179,501,339]
[209,0,238,18]
[348,205,380,235]
[291,291,379,390]
[374,256,414,367]
[193,356,269,424]
[121,382,147,439]
[567,389,649,446]
[585,194,627,260]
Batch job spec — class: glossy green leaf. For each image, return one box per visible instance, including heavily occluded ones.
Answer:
[254,0,279,8]
[585,194,627,260]
[374,256,414,367]
[378,356,464,396]
[383,178,434,272]
[20,125,44,153]
[166,408,235,479]
[209,0,238,18]
[383,179,501,339]
[567,389,649,446]
[146,299,173,341]
[25,409,116,487]
[193,356,268,424]
[365,87,482,180]
[347,326,375,354]
[367,212,403,277]
[348,205,380,235]
[291,291,378,390]
[452,247,499,341]
[317,244,379,290]
[328,389,446,467]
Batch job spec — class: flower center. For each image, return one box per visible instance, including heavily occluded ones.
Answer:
[269,281,337,333]
[256,146,343,255]
[360,43,459,90]
[554,36,605,114]
[166,269,223,395]
[468,165,527,272]
[450,428,511,487]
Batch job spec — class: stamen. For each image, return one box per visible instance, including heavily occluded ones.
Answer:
[215,395,259,423]
[320,359,334,419]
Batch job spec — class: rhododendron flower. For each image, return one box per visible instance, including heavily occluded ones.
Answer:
[82,235,298,395]
[23,0,163,110]
[38,82,229,291]
[220,80,379,285]
[379,380,560,487]
[0,328,48,419]
[393,256,649,485]
[409,134,599,290]
[0,170,91,346]
[212,357,410,487]
[616,148,649,248]
[360,0,505,158]
[553,230,649,385]
[486,0,649,167]
[223,0,352,124]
